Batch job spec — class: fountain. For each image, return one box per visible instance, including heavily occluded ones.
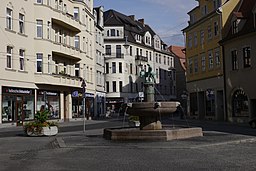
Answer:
[104,64,203,141]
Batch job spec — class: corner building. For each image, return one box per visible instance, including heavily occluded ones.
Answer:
[103,10,176,114]
[0,0,97,126]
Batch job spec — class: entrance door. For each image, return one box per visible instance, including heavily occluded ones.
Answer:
[16,96,24,126]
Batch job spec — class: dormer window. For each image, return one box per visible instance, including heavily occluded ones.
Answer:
[110,29,115,36]
[136,34,141,42]
[232,20,238,34]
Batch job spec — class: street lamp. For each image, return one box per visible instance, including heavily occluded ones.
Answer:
[81,79,86,133]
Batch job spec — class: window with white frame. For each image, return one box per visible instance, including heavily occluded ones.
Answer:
[36,53,43,72]
[208,50,213,69]
[6,46,12,69]
[59,29,62,43]
[74,7,79,20]
[215,48,220,67]
[243,47,251,68]
[110,29,115,36]
[19,13,25,34]
[112,62,116,73]
[74,36,80,49]
[231,50,238,70]
[6,8,12,30]
[19,49,25,71]
[201,53,206,71]
[36,20,43,38]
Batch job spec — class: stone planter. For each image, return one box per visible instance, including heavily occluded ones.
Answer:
[129,120,140,127]
[26,126,58,136]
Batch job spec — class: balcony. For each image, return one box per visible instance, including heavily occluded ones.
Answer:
[35,73,82,88]
[135,55,148,62]
[105,53,124,59]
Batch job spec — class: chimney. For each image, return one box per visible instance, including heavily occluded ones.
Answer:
[128,15,135,21]
[138,18,144,25]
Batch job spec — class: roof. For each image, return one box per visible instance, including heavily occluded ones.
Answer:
[104,9,166,49]
[221,0,256,43]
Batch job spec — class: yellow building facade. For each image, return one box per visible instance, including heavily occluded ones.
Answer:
[183,0,239,121]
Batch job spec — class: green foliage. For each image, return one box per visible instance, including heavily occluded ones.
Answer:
[23,110,58,134]
[128,115,139,121]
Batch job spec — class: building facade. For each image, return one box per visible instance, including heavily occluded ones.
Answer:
[183,0,239,121]
[221,0,256,123]
[0,0,97,126]
[103,10,175,115]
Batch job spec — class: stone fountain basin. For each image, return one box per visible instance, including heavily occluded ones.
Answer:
[126,101,180,117]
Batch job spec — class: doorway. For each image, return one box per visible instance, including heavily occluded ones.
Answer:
[16,96,24,126]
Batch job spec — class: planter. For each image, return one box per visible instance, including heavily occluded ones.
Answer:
[26,126,58,137]
[129,120,140,127]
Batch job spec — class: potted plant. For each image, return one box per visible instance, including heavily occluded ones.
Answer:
[128,115,140,127]
[24,109,58,136]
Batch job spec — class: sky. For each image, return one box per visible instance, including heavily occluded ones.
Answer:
[94,0,198,46]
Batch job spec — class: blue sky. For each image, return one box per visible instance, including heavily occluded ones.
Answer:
[94,0,198,46]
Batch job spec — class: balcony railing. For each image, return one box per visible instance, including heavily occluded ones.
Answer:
[135,55,148,62]
[105,53,124,58]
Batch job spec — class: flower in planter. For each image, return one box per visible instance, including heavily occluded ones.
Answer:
[24,109,58,136]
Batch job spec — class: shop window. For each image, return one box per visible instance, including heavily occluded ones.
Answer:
[232,89,249,117]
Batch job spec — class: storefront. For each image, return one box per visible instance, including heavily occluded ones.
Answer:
[72,91,94,119]
[106,97,124,117]
[2,86,35,126]
[37,90,60,119]
[96,92,106,118]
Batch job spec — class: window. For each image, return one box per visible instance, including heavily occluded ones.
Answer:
[231,50,238,70]
[164,56,166,65]
[130,63,133,74]
[19,13,25,34]
[243,47,251,68]
[194,57,198,73]
[112,62,116,73]
[59,30,62,43]
[116,30,120,37]
[36,20,43,38]
[213,0,221,9]
[110,29,115,36]
[119,62,122,73]
[6,8,12,30]
[232,20,238,34]
[112,81,116,92]
[215,48,220,67]
[208,51,213,69]
[150,52,152,61]
[188,34,192,48]
[105,45,111,55]
[74,36,80,49]
[201,53,206,72]
[119,81,123,93]
[74,7,79,20]
[116,45,121,58]
[19,49,25,71]
[200,30,204,44]
[156,68,159,78]
[48,55,52,74]
[105,62,109,74]
[188,58,193,74]
[36,0,43,4]
[106,81,109,92]
[36,53,43,72]
[208,26,212,40]
[130,46,132,56]
[214,21,219,36]
[201,5,208,16]
[194,32,198,47]
[47,21,51,39]
[6,46,12,69]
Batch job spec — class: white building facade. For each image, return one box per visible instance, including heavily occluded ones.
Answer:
[103,10,176,115]
[0,0,97,126]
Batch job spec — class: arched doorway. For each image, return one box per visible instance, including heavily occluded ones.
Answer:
[232,89,249,117]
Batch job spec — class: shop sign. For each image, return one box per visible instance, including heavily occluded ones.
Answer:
[2,86,33,95]
[38,90,58,96]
